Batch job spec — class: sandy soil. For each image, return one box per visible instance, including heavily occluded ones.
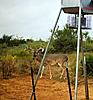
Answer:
[0,75,93,100]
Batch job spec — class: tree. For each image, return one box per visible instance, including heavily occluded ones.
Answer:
[52,25,77,53]
[2,34,12,46]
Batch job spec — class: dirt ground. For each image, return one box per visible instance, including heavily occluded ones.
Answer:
[0,75,93,100]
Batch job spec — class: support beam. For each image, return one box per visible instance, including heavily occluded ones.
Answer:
[34,7,62,87]
[30,67,36,100]
[74,7,81,100]
[65,61,72,100]
[81,23,89,100]
[83,51,89,100]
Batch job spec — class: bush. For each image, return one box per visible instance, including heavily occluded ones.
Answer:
[0,55,16,79]
[81,54,93,76]
[84,42,93,52]
[52,25,77,53]
[86,54,93,76]
[19,61,30,74]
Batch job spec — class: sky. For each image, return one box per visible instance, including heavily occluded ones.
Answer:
[0,0,92,40]
[0,0,68,40]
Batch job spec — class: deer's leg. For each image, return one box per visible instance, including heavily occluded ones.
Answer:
[63,68,66,80]
[57,63,64,79]
[48,65,52,79]
[60,67,65,79]
[60,68,64,79]
[40,66,45,78]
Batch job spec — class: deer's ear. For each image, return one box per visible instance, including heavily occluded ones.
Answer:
[42,48,44,52]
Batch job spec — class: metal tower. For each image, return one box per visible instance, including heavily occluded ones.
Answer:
[61,0,93,100]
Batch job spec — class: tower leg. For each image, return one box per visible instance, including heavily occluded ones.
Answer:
[74,7,81,100]
[34,7,62,87]
[65,62,72,100]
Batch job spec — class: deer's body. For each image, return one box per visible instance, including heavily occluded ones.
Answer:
[34,48,68,79]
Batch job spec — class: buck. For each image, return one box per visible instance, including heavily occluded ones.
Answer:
[34,48,68,79]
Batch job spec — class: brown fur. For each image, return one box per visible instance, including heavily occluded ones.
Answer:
[34,52,68,79]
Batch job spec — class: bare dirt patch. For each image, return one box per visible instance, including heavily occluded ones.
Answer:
[0,75,93,100]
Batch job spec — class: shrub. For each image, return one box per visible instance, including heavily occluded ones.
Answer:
[0,55,16,79]
[80,54,93,76]
[19,61,30,74]
[84,42,93,52]
[86,54,93,76]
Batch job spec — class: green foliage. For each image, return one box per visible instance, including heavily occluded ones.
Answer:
[19,61,30,74]
[85,42,93,52]
[86,54,93,76]
[0,34,26,47]
[0,55,16,79]
[26,39,34,42]
[52,25,77,53]
[84,39,93,52]
[80,53,93,76]
[8,47,33,60]
[48,43,56,53]
[29,40,47,50]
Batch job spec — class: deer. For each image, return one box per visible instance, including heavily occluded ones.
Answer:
[33,48,68,79]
